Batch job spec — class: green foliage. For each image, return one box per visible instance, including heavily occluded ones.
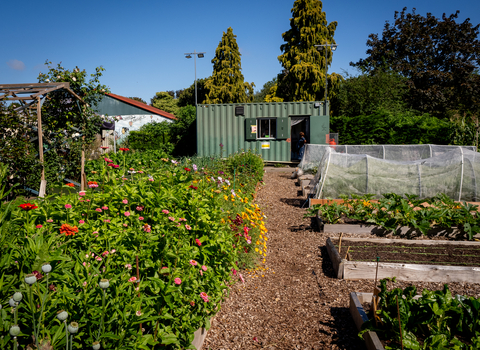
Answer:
[150,92,179,115]
[205,27,255,104]
[177,78,210,107]
[307,193,480,240]
[333,70,411,117]
[254,78,278,103]
[0,152,266,349]
[170,106,197,157]
[360,279,480,349]
[276,0,342,102]
[330,110,468,145]
[128,97,147,104]
[126,121,175,153]
[351,8,480,117]
[225,150,265,184]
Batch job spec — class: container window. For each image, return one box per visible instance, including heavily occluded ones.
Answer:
[257,118,276,139]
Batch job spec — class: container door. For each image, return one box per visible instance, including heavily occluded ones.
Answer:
[276,117,289,140]
[245,118,257,141]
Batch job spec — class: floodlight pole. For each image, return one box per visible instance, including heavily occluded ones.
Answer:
[184,50,206,107]
[315,44,338,105]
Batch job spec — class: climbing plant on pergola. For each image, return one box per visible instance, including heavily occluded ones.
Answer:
[0,82,87,197]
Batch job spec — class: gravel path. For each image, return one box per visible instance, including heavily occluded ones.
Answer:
[203,168,480,350]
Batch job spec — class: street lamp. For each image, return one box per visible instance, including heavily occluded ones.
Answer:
[314,44,338,104]
[184,50,206,107]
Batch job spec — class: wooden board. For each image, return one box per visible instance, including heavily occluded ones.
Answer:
[329,237,480,283]
[310,198,480,209]
[349,293,384,350]
[334,237,480,247]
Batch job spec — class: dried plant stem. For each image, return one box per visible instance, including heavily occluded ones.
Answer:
[338,233,343,253]
[396,296,404,350]
[344,246,350,260]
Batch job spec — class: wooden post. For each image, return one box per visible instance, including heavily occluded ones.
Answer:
[37,97,46,197]
[81,135,85,191]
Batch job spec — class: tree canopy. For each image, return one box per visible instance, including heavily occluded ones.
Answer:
[351,8,480,117]
[205,27,254,104]
[150,92,179,115]
[177,77,210,107]
[276,0,342,102]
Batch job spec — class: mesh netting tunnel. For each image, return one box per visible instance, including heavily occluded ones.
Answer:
[300,145,479,201]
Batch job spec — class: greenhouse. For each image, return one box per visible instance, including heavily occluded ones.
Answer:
[302,145,479,201]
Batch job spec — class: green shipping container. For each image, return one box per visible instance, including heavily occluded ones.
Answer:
[197,101,329,162]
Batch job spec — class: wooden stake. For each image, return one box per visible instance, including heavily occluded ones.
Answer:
[396,295,404,350]
[37,96,46,197]
[338,232,344,253]
[344,246,350,260]
[374,256,380,291]
[136,255,142,335]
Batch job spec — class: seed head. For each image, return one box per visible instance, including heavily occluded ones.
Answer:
[9,298,16,307]
[99,279,110,289]
[68,322,79,334]
[92,341,101,350]
[13,292,23,302]
[56,310,68,321]
[41,262,52,273]
[24,273,37,285]
[9,325,20,337]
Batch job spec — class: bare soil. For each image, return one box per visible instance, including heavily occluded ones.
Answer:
[203,168,480,350]
[331,239,480,266]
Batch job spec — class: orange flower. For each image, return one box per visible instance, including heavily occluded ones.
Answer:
[59,223,79,236]
[66,183,75,187]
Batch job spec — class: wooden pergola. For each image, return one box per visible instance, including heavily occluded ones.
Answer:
[0,83,87,197]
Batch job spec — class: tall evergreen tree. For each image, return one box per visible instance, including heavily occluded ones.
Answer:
[277,0,342,102]
[205,27,254,104]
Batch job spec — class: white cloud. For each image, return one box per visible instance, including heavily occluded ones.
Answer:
[7,59,26,71]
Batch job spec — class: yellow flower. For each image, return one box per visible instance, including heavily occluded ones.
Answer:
[224,195,228,200]
[255,248,259,252]
[256,241,260,245]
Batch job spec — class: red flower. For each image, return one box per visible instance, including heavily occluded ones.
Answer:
[19,203,38,211]
[184,167,191,172]
[119,148,130,151]
[59,223,79,236]
[195,238,202,246]
[33,270,43,280]
[65,183,75,187]
[189,185,198,190]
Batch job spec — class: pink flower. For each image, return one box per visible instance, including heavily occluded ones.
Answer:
[195,238,202,246]
[79,220,85,224]
[124,211,130,217]
[138,216,144,221]
[125,264,132,270]
[102,206,109,210]
[189,260,197,266]
[102,251,109,257]
[83,281,87,287]
[129,276,137,283]
[231,268,237,276]
[162,209,169,214]
[123,223,128,227]
[111,249,116,253]
[200,270,203,276]
[143,224,151,232]
[82,262,87,266]
[174,278,182,285]
[185,224,191,230]
[104,219,110,223]
[95,256,102,261]
[239,273,245,284]
[33,270,43,280]
[104,157,113,163]
[136,206,144,211]
[46,219,53,223]
[93,231,99,234]
[179,218,187,222]
[36,224,43,229]
[122,199,128,204]
[79,191,86,196]
[96,208,102,212]
[148,178,154,182]
[86,199,91,202]
[65,204,72,209]
[200,292,209,302]
[136,310,142,316]
[202,265,207,271]
[190,301,195,306]
[168,216,175,221]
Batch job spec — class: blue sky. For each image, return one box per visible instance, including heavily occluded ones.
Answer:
[2,0,479,104]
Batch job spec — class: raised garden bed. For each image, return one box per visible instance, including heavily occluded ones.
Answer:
[350,292,384,350]
[326,237,480,282]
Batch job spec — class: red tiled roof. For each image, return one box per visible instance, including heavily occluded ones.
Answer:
[106,93,177,120]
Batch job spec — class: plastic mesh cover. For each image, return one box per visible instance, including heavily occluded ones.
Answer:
[304,145,478,201]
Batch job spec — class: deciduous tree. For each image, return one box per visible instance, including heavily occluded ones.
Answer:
[150,92,179,115]
[205,27,254,104]
[276,0,342,102]
[351,8,480,117]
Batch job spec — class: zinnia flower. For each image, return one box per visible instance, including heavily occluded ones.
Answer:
[65,204,72,209]
[184,167,191,172]
[66,183,75,187]
[128,276,137,282]
[104,157,113,163]
[174,278,181,285]
[46,219,53,223]
[136,206,144,211]
[189,185,198,190]
[189,260,197,266]
[19,203,38,211]
[119,148,130,151]
[79,191,86,196]
[122,199,128,204]
[136,310,142,316]
[59,223,79,236]
[124,211,130,217]
[202,265,207,271]
[200,292,209,302]
[36,224,43,229]
[143,224,151,232]
[195,238,202,246]
[138,217,144,221]
[79,220,85,224]
[185,224,191,230]
[162,209,169,214]
[168,216,175,221]
[193,164,198,171]
[88,181,99,188]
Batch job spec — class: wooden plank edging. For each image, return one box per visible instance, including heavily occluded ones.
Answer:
[349,293,384,350]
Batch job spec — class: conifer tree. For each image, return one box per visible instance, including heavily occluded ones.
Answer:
[205,27,254,104]
[277,0,342,102]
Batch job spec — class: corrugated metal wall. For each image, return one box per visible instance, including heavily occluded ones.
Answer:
[197,102,329,161]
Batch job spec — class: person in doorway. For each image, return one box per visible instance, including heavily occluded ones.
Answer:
[297,132,307,160]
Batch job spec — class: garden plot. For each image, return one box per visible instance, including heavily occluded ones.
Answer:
[326,237,480,283]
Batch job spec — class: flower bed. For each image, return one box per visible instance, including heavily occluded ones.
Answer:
[0,150,267,349]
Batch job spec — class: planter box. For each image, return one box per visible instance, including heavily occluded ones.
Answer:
[350,292,384,350]
[326,237,480,283]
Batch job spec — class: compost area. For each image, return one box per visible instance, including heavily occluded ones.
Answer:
[331,239,480,266]
[203,167,480,350]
